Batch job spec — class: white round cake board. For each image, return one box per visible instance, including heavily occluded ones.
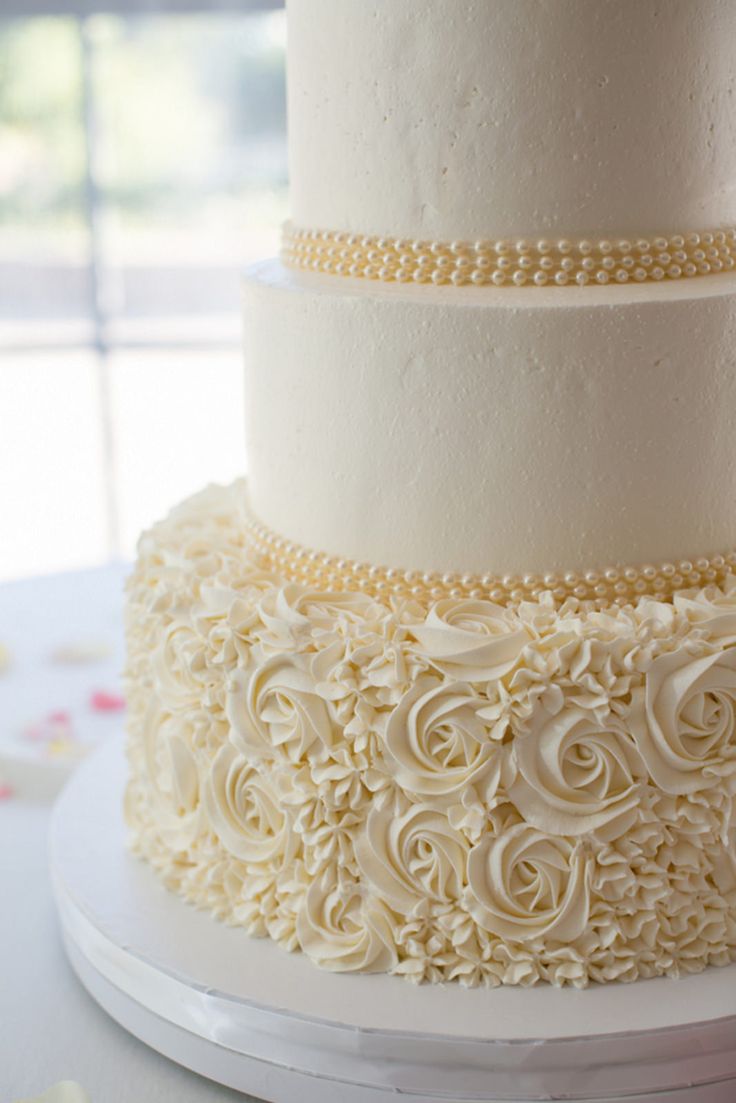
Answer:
[51,739,736,1103]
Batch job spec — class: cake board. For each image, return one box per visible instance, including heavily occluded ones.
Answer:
[50,740,736,1103]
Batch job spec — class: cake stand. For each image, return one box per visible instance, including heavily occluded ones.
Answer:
[51,740,736,1103]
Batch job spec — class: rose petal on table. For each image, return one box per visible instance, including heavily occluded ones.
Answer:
[51,640,112,663]
[0,782,14,800]
[46,737,84,759]
[14,1081,91,1103]
[90,689,126,713]
[48,710,71,725]
[23,711,74,743]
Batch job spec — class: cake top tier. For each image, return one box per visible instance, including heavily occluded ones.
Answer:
[287,0,736,243]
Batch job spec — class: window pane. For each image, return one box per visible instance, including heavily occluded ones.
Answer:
[110,347,245,556]
[0,351,109,579]
[0,9,286,579]
[95,9,287,343]
[0,17,91,345]
[0,10,286,344]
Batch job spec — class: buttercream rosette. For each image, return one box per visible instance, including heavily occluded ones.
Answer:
[125,483,736,986]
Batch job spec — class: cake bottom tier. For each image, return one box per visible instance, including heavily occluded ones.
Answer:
[124,482,736,987]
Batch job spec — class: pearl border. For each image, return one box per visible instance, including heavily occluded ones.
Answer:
[282,222,736,288]
[241,501,736,609]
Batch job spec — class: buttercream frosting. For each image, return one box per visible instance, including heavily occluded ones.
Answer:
[125,484,736,987]
[243,260,736,576]
[287,0,736,242]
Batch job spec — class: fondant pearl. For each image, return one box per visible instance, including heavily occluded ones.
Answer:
[246,461,732,610]
[284,222,736,290]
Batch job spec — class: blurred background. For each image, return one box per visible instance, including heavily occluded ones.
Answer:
[0,0,287,582]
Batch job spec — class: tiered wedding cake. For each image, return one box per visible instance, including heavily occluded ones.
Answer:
[125,0,736,988]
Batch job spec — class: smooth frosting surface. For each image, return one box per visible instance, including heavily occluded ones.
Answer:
[288,0,736,241]
[125,484,736,987]
[243,261,736,576]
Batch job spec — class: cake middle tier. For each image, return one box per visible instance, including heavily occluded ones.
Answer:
[243,262,736,577]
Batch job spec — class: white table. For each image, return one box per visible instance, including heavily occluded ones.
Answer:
[0,567,253,1103]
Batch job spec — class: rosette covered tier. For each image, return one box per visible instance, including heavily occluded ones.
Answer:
[125,0,736,988]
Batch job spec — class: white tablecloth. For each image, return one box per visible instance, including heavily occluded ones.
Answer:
[0,568,253,1103]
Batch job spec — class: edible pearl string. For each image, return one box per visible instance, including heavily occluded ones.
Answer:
[242,506,736,610]
[282,222,736,288]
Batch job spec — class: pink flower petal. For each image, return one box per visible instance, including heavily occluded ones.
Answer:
[48,710,71,725]
[0,784,14,800]
[90,690,126,713]
[23,711,74,743]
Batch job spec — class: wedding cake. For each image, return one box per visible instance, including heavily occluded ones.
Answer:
[124,0,736,988]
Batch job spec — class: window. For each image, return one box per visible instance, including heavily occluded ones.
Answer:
[0,0,286,580]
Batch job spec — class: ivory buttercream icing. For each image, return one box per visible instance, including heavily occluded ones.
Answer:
[126,0,736,990]
[243,262,736,577]
[125,485,736,987]
[288,0,736,242]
